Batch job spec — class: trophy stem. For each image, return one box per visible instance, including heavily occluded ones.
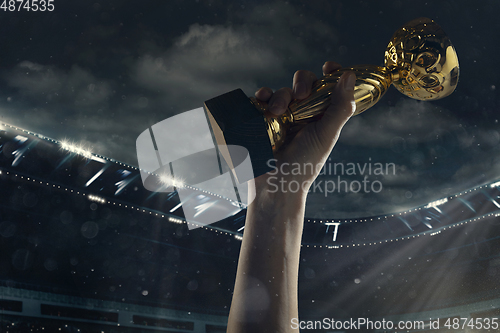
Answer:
[253,65,393,152]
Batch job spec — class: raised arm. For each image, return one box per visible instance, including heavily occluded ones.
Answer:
[227,62,356,333]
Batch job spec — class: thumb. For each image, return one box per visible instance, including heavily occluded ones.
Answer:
[314,71,356,149]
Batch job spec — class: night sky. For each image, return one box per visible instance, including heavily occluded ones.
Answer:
[1,0,499,218]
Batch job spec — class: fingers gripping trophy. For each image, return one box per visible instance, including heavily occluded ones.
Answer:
[204,18,460,182]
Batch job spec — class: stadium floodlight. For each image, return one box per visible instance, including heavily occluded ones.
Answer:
[159,174,185,188]
[425,198,448,209]
[490,181,500,188]
[60,140,93,159]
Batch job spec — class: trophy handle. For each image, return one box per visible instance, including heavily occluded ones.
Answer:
[290,65,392,121]
[251,65,393,151]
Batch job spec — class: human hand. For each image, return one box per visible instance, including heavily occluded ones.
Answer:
[254,61,356,193]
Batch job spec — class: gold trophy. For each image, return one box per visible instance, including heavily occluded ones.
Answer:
[204,18,459,182]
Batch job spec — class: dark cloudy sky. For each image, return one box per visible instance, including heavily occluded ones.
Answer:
[1,0,499,218]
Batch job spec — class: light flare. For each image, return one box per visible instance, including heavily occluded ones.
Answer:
[425,198,448,209]
[88,194,106,204]
[60,140,93,159]
[490,180,500,188]
[159,174,185,188]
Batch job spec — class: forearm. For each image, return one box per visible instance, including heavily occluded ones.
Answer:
[227,177,307,333]
[226,66,355,333]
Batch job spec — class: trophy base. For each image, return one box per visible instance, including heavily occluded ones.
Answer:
[204,89,276,183]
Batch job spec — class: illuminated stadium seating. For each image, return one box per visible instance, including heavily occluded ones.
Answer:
[1,122,500,332]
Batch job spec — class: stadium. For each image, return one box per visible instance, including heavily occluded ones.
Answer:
[1,119,500,333]
[2,0,499,331]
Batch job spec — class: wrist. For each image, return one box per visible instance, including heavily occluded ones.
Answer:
[252,171,311,203]
[247,173,308,232]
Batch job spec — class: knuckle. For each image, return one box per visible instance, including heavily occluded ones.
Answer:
[294,70,312,81]
[294,69,308,77]
[276,87,293,99]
